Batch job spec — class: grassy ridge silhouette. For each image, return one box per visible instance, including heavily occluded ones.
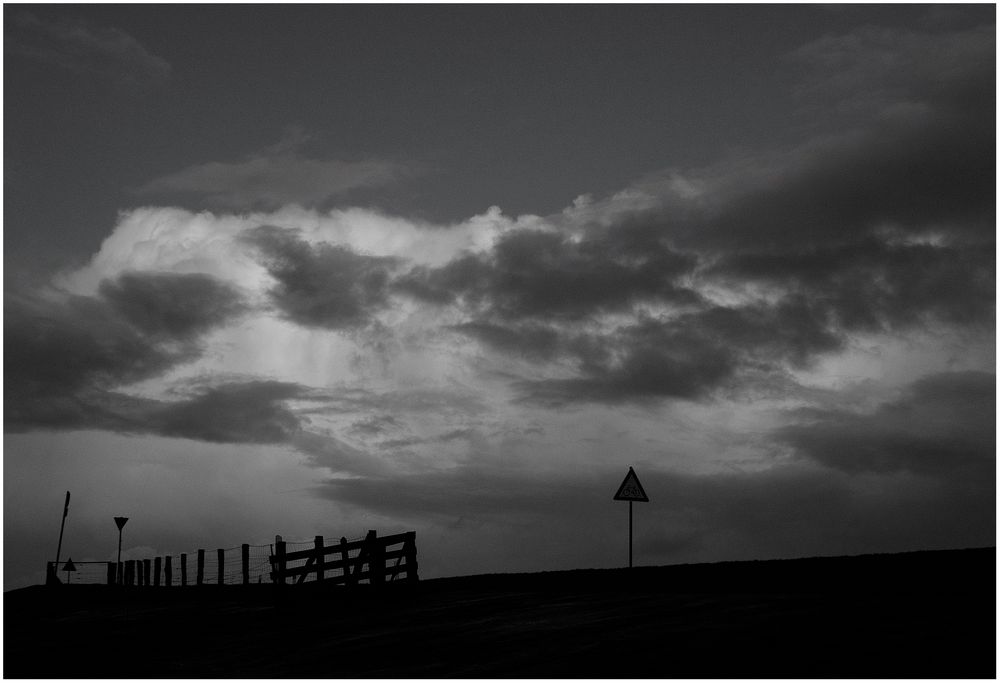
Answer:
[5,547,994,677]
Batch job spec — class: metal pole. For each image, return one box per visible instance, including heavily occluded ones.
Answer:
[629,500,633,569]
[54,491,70,569]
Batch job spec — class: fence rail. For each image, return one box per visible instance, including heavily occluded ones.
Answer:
[45,530,418,587]
[271,530,418,585]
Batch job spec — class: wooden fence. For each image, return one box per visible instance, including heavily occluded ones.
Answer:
[271,530,418,585]
[45,530,418,587]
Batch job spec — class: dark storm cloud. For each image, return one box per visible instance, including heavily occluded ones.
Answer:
[5,273,247,432]
[678,22,995,251]
[134,146,404,211]
[777,371,995,480]
[401,21,993,407]
[515,298,845,407]
[290,430,388,476]
[709,239,995,332]
[450,321,563,360]
[349,414,404,437]
[242,226,399,330]
[154,381,306,444]
[690,118,994,251]
[379,428,476,452]
[6,11,171,85]
[98,271,248,338]
[397,228,700,319]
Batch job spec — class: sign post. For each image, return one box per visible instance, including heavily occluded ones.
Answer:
[613,466,649,568]
[114,517,129,585]
[62,558,76,584]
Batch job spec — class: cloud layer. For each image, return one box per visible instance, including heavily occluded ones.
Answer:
[7,12,171,85]
[133,130,408,210]
[4,17,993,589]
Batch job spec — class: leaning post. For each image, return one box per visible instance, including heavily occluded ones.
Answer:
[217,549,224,585]
[196,549,205,585]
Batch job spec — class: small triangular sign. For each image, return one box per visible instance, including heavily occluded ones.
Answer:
[114,517,128,530]
[613,466,649,502]
[62,558,77,572]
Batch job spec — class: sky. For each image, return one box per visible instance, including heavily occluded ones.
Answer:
[3,4,995,590]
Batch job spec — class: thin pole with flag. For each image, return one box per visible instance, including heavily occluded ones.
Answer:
[54,491,70,571]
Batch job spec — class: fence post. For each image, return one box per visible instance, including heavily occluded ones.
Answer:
[197,549,204,585]
[217,549,224,585]
[314,536,324,582]
[242,544,250,585]
[367,530,384,585]
[164,556,172,586]
[181,553,187,586]
[275,541,286,585]
[405,531,419,582]
[143,559,151,587]
[153,557,161,587]
[125,560,133,586]
[339,537,351,585]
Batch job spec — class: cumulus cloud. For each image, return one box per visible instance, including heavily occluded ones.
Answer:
[7,16,992,474]
[133,129,408,210]
[7,11,171,85]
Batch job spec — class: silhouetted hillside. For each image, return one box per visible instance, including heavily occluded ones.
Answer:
[4,548,994,678]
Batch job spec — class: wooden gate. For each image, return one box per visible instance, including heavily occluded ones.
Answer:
[270,530,418,585]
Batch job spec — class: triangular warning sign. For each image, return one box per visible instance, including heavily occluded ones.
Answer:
[62,558,77,572]
[613,466,649,502]
[114,516,128,530]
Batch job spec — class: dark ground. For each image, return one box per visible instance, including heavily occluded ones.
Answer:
[4,547,995,678]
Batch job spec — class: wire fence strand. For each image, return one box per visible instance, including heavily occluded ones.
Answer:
[48,533,384,585]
